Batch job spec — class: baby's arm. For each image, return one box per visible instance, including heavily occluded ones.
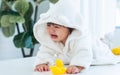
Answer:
[34,45,55,72]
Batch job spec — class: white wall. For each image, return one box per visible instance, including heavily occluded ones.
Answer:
[0,29,22,60]
[0,0,49,60]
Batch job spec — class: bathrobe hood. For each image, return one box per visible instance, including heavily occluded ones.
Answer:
[33,0,88,46]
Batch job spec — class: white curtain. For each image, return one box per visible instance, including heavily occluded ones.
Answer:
[87,0,117,38]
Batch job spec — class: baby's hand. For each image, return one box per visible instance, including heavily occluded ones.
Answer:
[66,65,84,74]
[34,64,50,72]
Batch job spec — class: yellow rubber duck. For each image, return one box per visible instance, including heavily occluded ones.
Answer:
[50,59,66,75]
[112,46,120,55]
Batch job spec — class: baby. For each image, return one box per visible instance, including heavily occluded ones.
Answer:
[33,0,119,74]
[34,22,89,74]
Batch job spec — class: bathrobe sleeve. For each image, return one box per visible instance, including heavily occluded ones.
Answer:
[34,45,55,66]
[69,36,93,69]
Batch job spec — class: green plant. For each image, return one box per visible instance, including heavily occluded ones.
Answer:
[0,0,59,57]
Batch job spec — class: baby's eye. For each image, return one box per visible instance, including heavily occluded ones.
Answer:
[54,24,62,28]
[47,23,52,27]
[54,26,60,28]
[47,24,51,27]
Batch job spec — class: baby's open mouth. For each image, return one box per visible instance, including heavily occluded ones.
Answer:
[50,34,58,39]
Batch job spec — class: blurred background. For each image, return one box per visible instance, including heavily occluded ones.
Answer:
[0,0,51,60]
[0,0,120,60]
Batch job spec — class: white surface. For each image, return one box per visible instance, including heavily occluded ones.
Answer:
[0,57,35,75]
[0,57,120,75]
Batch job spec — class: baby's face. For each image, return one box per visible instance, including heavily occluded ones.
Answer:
[47,22,70,44]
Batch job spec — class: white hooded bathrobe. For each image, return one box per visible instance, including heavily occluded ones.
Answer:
[33,0,119,70]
